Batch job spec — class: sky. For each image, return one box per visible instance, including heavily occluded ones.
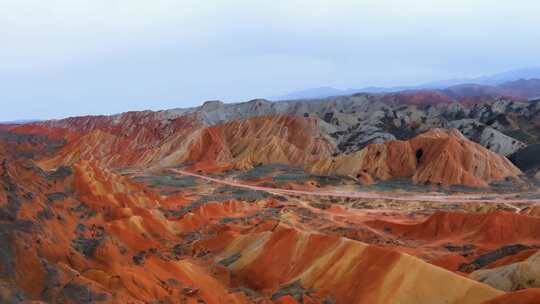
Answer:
[1,0,540,121]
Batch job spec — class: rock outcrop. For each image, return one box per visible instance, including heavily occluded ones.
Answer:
[509,144,540,179]
[310,129,522,187]
[184,115,336,171]
[470,251,540,292]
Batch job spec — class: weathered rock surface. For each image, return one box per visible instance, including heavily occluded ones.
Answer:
[310,129,522,187]
[471,251,540,292]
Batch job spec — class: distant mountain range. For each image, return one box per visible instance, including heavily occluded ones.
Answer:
[272,67,540,100]
[0,119,40,125]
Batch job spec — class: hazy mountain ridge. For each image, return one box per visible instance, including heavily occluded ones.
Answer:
[272,67,540,100]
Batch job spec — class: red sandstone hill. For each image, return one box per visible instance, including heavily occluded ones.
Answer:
[368,211,540,246]
[31,113,522,188]
[381,90,456,105]
[36,111,203,169]
[310,128,522,187]
[1,116,539,303]
[184,115,336,172]
[379,79,540,106]
[36,114,338,172]
[195,224,504,303]
[0,151,509,303]
[3,90,540,304]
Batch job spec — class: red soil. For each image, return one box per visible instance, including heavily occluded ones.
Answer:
[368,211,540,245]
[483,289,540,304]
[1,111,539,303]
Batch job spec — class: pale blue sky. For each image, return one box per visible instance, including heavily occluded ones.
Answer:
[1,0,540,120]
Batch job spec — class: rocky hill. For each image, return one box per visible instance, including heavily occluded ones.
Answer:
[2,90,540,303]
[12,90,537,188]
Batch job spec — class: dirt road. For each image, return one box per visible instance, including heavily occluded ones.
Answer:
[168,169,540,204]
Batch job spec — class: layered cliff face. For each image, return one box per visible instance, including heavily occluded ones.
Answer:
[309,128,522,187]
[409,129,522,187]
[36,114,337,173]
[184,115,336,172]
[37,111,204,169]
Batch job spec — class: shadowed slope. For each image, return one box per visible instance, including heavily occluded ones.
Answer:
[471,251,540,292]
